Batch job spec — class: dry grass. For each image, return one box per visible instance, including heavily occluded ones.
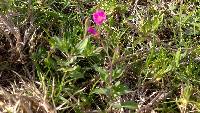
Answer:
[0,80,56,113]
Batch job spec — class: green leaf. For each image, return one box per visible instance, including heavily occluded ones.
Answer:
[95,66,109,83]
[48,37,57,48]
[155,64,173,81]
[121,101,138,110]
[113,82,130,96]
[49,36,70,52]
[82,40,96,56]
[59,96,70,104]
[76,38,89,53]
[93,88,110,95]
[44,57,57,69]
[57,56,77,67]
[152,14,164,31]
[58,66,78,73]
[112,68,124,80]
[175,48,181,67]
[69,70,84,79]
[112,101,138,110]
[141,19,151,34]
[93,47,103,54]
[163,64,173,74]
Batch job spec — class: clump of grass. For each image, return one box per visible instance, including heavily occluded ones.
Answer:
[0,81,56,113]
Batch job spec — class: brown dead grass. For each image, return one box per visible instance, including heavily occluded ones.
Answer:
[0,11,56,113]
[0,81,56,113]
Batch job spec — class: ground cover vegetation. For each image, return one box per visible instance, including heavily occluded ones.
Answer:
[0,0,200,112]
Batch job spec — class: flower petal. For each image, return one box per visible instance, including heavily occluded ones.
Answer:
[93,10,106,25]
[87,26,97,35]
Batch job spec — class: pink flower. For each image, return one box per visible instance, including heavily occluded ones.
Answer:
[87,26,99,38]
[93,10,106,25]
[88,26,97,35]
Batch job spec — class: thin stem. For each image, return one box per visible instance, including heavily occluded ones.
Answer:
[99,39,113,112]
